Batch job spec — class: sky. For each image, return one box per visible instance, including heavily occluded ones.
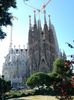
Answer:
[0,0,74,75]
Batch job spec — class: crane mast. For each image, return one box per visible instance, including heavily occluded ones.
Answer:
[24,0,52,14]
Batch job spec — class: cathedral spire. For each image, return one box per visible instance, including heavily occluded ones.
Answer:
[38,10,41,29]
[38,20,41,29]
[48,15,52,29]
[38,10,40,21]
[29,15,31,30]
[34,10,36,26]
[44,10,47,24]
[10,25,13,49]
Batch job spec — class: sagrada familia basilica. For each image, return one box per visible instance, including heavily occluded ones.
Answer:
[2,10,66,85]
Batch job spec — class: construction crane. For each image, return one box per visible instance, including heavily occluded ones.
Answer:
[41,0,51,10]
[24,0,52,13]
[24,2,40,12]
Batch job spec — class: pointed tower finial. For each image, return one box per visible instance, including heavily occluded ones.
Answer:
[23,45,25,49]
[38,10,41,29]
[29,15,31,30]
[38,10,40,20]
[34,10,36,26]
[38,20,41,29]
[48,15,51,29]
[44,10,47,24]
[14,45,16,49]
[18,45,20,49]
[10,25,13,49]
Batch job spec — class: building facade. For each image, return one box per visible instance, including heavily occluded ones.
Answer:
[2,11,60,84]
[2,47,29,84]
[28,11,60,74]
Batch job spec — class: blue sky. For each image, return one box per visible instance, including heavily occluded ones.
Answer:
[0,0,74,75]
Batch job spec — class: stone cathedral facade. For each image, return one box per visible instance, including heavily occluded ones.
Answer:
[2,47,30,84]
[2,11,60,85]
[28,11,59,74]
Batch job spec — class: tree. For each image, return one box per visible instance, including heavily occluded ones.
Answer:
[0,78,11,99]
[52,58,73,99]
[0,0,17,39]
[0,0,29,39]
[26,72,52,90]
[53,58,65,75]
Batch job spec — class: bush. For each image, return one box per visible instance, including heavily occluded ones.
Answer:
[5,89,35,99]
[26,72,52,89]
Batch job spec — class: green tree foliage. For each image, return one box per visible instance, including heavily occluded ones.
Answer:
[0,0,29,39]
[0,0,16,39]
[26,72,52,89]
[51,58,73,99]
[53,58,72,79]
[0,78,11,97]
[26,58,74,97]
[53,58,65,75]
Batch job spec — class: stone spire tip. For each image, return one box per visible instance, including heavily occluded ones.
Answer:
[48,14,51,29]
[44,10,47,24]
[29,15,31,30]
[34,10,36,26]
